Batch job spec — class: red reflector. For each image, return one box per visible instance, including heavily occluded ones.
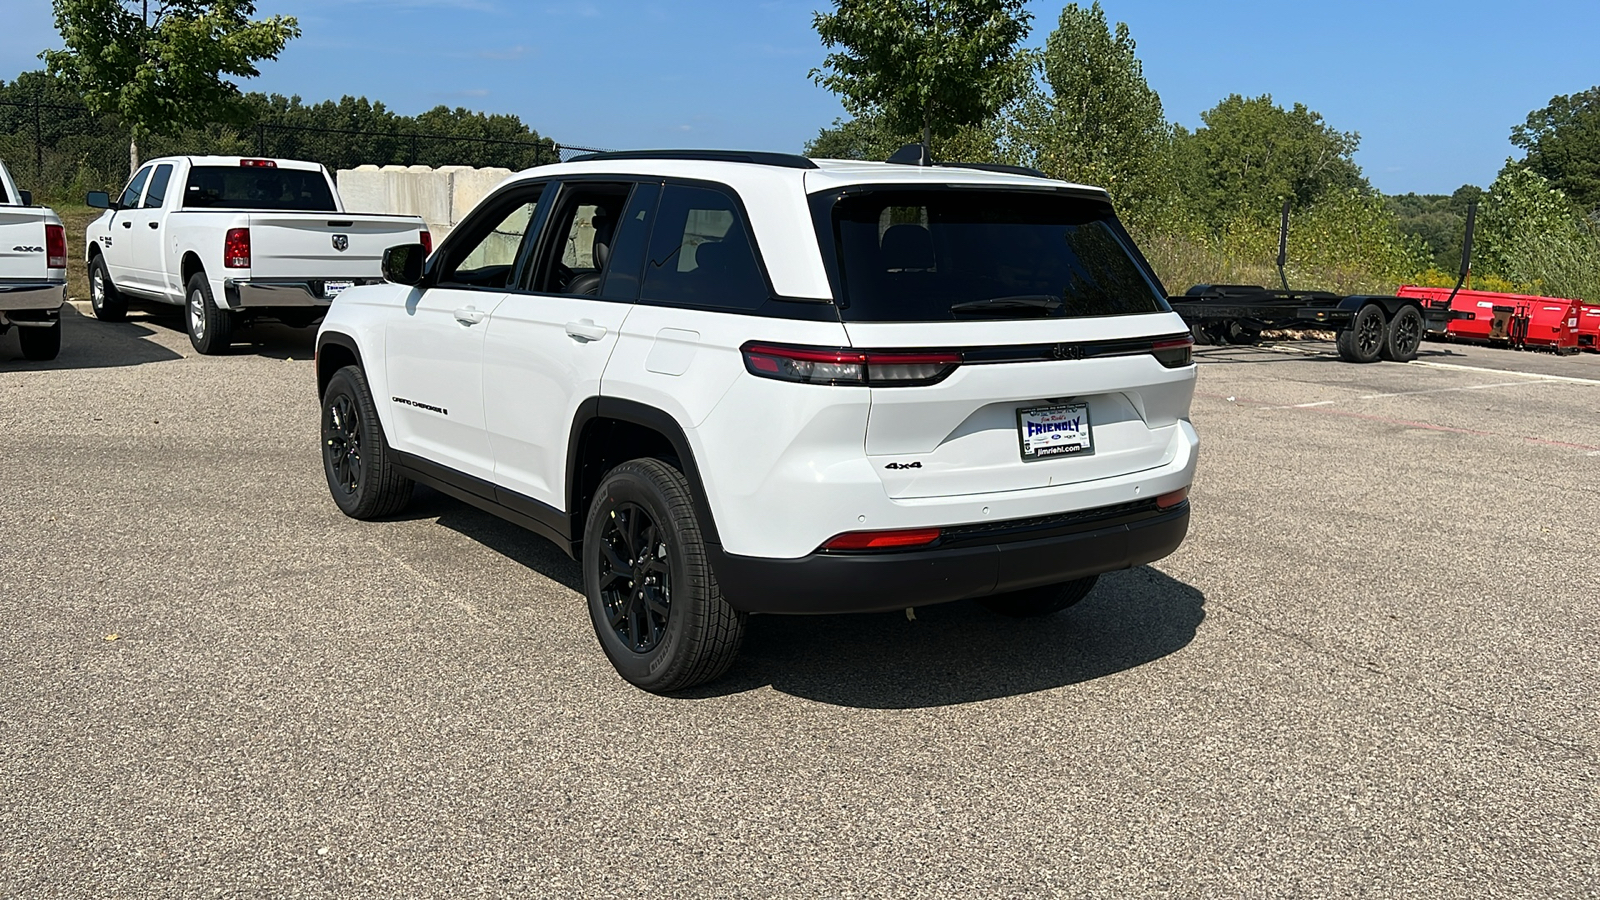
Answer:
[822,527,942,551]
[1156,487,1190,510]
[420,230,432,255]
[44,224,66,269]
[224,228,251,268]
[239,158,277,168]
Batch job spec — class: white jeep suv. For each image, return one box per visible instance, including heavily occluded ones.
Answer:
[314,149,1199,692]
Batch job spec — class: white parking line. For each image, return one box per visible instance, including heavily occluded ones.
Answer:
[1403,359,1600,386]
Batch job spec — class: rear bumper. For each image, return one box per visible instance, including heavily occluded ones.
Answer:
[223,277,382,309]
[708,500,1190,614]
[0,281,66,313]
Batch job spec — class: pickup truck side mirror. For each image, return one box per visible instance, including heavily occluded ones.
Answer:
[18,190,32,206]
[382,243,427,286]
[86,191,112,210]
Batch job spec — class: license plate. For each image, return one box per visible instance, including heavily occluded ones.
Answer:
[324,280,354,299]
[1017,402,1093,460]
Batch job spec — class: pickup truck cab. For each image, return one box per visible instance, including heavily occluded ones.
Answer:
[0,159,68,361]
[85,156,428,354]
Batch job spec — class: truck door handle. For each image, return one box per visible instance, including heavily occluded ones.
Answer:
[121,221,132,229]
[565,319,607,342]
[147,222,158,229]
[453,306,486,326]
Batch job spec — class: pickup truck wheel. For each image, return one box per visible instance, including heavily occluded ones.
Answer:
[321,366,413,519]
[17,320,61,361]
[186,273,234,355]
[1336,304,1386,363]
[583,459,746,693]
[88,256,127,322]
[1381,305,1424,362]
[979,575,1099,618]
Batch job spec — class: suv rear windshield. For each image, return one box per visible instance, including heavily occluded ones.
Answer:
[820,189,1169,322]
[183,166,337,211]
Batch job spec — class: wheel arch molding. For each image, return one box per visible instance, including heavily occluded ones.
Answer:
[315,331,365,398]
[565,397,721,549]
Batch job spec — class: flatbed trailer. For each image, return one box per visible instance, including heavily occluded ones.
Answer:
[1165,202,1473,363]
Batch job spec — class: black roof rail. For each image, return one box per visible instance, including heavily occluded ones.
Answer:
[564,149,818,170]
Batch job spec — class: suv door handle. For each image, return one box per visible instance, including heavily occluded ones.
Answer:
[453,306,486,326]
[565,319,607,342]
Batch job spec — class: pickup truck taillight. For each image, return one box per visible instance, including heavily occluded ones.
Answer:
[420,230,432,255]
[44,224,66,269]
[224,228,251,268]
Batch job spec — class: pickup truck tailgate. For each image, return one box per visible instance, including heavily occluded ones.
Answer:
[0,207,48,279]
[245,213,422,278]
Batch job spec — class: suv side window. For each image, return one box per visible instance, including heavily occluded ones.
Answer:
[120,166,152,209]
[530,182,633,296]
[600,183,661,301]
[143,164,174,209]
[641,184,766,311]
[436,186,545,289]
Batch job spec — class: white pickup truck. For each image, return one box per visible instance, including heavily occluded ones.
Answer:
[85,156,428,354]
[0,160,68,361]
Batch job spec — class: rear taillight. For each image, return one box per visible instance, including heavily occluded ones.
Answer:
[821,527,942,551]
[224,228,251,268]
[420,230,432,255]
[1156,487,1190,510]
[741,343,960,387]
[1151,336,1194,368]
[44,224,66,269]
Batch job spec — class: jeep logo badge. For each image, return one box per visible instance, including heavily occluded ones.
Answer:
[332,234,349,252]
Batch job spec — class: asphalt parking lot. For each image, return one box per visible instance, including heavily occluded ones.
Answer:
[3,307,1597,898]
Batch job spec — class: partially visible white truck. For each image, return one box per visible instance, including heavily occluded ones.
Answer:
[0,160,68,361]
[85,156,429,354]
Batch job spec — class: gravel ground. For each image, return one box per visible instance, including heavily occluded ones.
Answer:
[2,309,1597,899]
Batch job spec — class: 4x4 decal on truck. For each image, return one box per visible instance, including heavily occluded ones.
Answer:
[392,396,449,416]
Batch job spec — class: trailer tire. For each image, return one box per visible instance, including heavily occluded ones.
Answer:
[1381,305,1424,362]
[1337,304,1386,363]
[1225,320,1262,345]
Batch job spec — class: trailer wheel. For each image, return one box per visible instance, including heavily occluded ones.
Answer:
[1225,320,1262,345]
[1381,305,1424,362]
[1336,304,1386,363]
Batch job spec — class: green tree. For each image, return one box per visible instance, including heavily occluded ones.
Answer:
[1478,161,1600,301]
[1511,86,1600,214]
[41,0,299,176]
[1174,94,1367,225]
[1010,2,1173,227]
[811,0,1033,163]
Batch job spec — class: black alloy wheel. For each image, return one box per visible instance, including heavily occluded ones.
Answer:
[323,390,363,498]
[1336,304,1387,363]
[596,502,672,653]
[1382,305,1424,362]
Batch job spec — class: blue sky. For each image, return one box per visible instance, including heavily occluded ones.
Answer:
[4,0,1598,195]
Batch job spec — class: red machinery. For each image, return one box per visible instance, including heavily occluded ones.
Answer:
[1396,285,1581,353]
[1578,304,1600,353]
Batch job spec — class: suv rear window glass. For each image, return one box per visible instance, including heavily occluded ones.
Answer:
[641,185,767,310]
[823,190,1169,322]
[183,166,337,211]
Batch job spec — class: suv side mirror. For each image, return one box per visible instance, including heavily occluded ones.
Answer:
[86,191,112,210]
[382,243,427,286]
[18,190,32,206]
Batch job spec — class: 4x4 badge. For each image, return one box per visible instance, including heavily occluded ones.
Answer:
[331,234,349,252]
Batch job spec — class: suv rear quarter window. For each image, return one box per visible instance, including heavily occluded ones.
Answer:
[641,184,767,311]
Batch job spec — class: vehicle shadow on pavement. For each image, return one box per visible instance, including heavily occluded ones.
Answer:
[133,306,318,360]
[694,566,1205,709]
[0,303,182,368]
[406,487,585,592]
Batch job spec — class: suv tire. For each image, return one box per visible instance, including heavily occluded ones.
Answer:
[583,458,746,693]
[17,321,61,361]
[321,365,414,519]
[186,272,234,355]
[979,575,1099,618]
[88,255,127,322]
[1336,304,1386,363]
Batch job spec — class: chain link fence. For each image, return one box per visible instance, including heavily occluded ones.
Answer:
[0,98,608,203]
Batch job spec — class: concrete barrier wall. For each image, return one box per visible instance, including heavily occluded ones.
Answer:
[336,164,515,241]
